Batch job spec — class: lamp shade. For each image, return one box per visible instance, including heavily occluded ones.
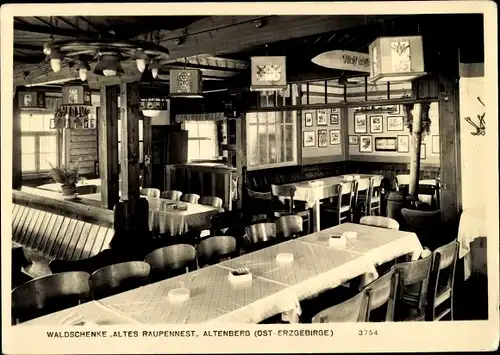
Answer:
[18,91,46,109]
[169,69,203,98]
[93,54,124,76]
[368,36,426,83]
[62,85,92,106]
[250,56,287,91]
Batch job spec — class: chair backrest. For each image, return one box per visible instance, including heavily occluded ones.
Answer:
[210,209,244,236]
[144,244,196,279]
[89,261,151,300]
[49,249,118,275]
[197,236,237,266]
[270,184,296,214]
[312,289,368,323]
[395,174,410,190]
[401,208,442,250]
[360,216,400,230]
[180,193,200,204]
[75,185,98,195]
[161,190,183,201]
[369,176,383,198]
[12,271,91,323]
[245,222,276,245]
[353,178,370,204]
[140,188,160,198]
[334,182,354,210]
[364,268,399,321]
[275,214,303,239]
[199,196,224,209]
[391,254,433,318]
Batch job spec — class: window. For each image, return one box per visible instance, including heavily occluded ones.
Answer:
[184,121,218,161]
[20,112,58,173]
[118,119,144,163]
[246,111,297,170]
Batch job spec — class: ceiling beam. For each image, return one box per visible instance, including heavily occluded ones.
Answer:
[162,62,247,73]
[14,22,99,38]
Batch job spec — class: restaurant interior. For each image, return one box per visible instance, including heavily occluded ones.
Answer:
[9,13,490,325]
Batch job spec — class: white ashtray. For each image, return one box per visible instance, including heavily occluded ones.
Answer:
[168,288,191,303]
[228,268,252,284]
[276,253,294,263]
[342,231,358,239]
[329,235,347,248]
[309,181,324,187]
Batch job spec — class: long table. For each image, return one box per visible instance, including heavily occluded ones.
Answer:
[18,223,422,325]
[37,179,102,193]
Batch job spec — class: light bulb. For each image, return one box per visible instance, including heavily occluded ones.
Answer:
[50,58,61,73]
[151,68,159,79]
[103,69,117,77]
[79,68,88,81]
[136,59,146,73]
[43,45,51,56]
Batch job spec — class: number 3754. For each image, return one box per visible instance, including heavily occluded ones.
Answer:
[358,330,379,336]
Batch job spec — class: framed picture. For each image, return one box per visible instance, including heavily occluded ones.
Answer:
[330,130,341,145]
[303,131,316,147]
[354,113,367,133]
[421,144,426,159]
[330,114,339,125]
[318,129,328,147]
[432,135,440,154]
[375,137,397,151]
[387,116,404,131]
[397,135,409,153]
[331,108,340,114]
[348,135,359,145]
[304,112,314,127]
[317,109,328,126]
[359,135,373,153]
[370,115,383,133]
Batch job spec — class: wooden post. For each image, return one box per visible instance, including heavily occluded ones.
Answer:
[142,116,152,187]
[407,104,422,198]
[98,85,120,209]
[13,88,22,189]
[119,82,141,232]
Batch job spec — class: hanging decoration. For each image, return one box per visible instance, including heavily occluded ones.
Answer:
[250,56,287,91]
[18,91,46,109]
[139,66,170,117]
[53,84,94,129]
[169,69,203,98]
[368,36,426,83]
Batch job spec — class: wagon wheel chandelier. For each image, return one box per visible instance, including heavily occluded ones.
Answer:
[43,36,170,81]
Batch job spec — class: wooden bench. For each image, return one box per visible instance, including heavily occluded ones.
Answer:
[12,203,114,279]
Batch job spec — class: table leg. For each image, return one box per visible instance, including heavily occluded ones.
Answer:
[313,201,321,232]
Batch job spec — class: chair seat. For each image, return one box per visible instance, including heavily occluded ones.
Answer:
[322,204,351,213]
[274,209,309,218]
[435,286,452,307]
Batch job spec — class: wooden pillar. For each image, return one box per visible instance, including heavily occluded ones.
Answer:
[98,85,120,209]
[142,116,152,187]
[119,82,141,231]
[13,88,22,189]
[407,104,422,198]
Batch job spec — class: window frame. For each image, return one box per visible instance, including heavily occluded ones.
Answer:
[183,120,218,162]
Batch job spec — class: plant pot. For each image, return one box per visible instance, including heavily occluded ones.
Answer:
[61,185,76,199]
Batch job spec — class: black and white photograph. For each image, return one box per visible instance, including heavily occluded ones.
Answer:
[1,2,498,354]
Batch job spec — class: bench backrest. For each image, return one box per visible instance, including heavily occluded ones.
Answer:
[12,204,114,261]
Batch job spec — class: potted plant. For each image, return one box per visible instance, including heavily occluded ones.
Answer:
[48,162,80,198]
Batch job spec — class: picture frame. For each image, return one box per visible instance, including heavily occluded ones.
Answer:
[397,135,409,153]
[348,135,359,145]
[359,135,373,153]
[331,108,340,114]
[421,144,427,159]
[375,137,397,151]
[330,114,339,125]
[304,112,314,127]
[329,130,341,145]
[432,135,440,154]
[370,115,383,133]
[318,129,328,147]
[354,113,367,134]
[317,109,328,126]
[387,116,404,131]
[303,130,316,147]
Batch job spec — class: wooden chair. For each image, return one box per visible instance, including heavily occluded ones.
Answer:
[395,174,410,193]
[311,289,368,323]
[367,176,383,216]
[144,244,197,281]
[363,268,399,322]
[199,196,224,209]
[244,186,273,220]
[180,193,200,204]
[270,184,311,234]
[275,214,303,240]
[321,182,355,225]
[197,236,238,267]
[353,178,371,218]
[12,271,91,324]
[161,190,183,201]
[391,254,433,321]
[426,240,459,321]
[360,216,400,230]
[401,208,444,251]
[245,222,277,251]
[140,188,161,198]
[418,180,441,210]
[89,261,151,300]
[49,249,121,275]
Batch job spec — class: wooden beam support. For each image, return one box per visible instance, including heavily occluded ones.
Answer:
[13,89,22,189]
[142,116,152,187]
[98,85,120,210]
[407,104,423,197]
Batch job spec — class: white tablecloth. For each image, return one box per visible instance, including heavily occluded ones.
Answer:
[458,207,487,280]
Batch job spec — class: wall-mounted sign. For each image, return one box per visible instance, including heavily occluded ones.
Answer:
[311,50,370,73]
[62,85,92,106]
[250,56,287,91]
[169,69,203,98]
[18,91,46,109]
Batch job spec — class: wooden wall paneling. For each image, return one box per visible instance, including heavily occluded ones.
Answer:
[142,116,152,187]
[13,91,22,189]
[99,85,120,210]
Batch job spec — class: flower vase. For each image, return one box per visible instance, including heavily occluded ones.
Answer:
[61,185,76,199]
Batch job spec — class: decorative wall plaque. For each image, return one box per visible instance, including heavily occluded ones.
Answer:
[250,56,287,91]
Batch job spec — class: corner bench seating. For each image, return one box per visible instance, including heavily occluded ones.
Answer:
[12,203,114,279]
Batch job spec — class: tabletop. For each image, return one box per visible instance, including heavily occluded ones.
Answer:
[37,179,102,192]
